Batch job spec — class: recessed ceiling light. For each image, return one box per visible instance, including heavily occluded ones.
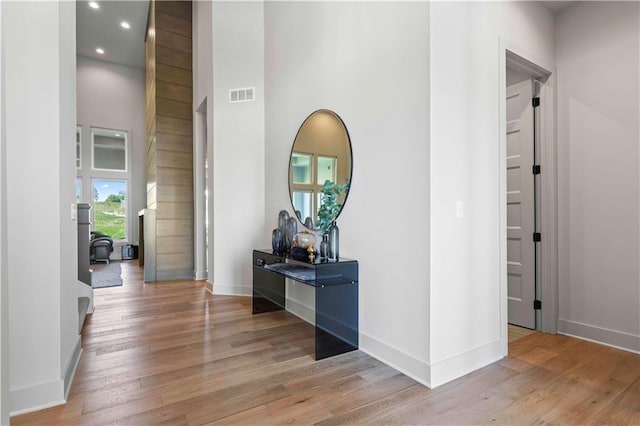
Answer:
[96,48,104,54]
[120,21,130,29]
[88,1,99,9]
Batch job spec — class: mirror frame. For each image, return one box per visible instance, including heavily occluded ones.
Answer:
[287,109,353,231]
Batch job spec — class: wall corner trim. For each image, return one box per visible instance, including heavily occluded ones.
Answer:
[63,336,83,399]
[429,339,504,388]
[359,332,431,388]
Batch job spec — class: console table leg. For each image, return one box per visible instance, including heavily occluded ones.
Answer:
[314,283,359,360]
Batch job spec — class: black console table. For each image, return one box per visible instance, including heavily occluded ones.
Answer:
[252,249,358,360]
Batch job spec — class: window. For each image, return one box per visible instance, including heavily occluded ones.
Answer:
[290,152,338,223]
[291,153,312,184]
[292,190,313,222]
[92,179,127,240]
[76,178,82,203]
[91,128,128,172]
[76,126,82,169]
[317,156,336,185]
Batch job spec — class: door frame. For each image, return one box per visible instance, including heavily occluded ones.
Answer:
[193,98,208,280]
[499,39,558,346]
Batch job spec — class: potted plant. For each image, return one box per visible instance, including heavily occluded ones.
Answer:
[316,180,349,233]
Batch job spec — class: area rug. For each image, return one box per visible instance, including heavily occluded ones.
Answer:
[92,261,123,289]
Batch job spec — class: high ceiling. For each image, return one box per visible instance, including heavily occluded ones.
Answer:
[76,0,149,69]
[75,0,574,70]
[539,1,578,13]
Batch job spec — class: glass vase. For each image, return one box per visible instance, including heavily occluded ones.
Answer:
[278,210,289,237]
[272,229,284,253]
[328,221,339,261]
[285,217,297,252]
[320,233,329,259]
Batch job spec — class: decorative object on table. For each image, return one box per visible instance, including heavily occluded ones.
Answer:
[285,217,297,252]
[304,217,314,229]
[272,229,284,253]
[307,245,316,262]
[277,210,289,246]
[289,246,310,261]
[320,233,329,259]
[316,180,349,233]
[293,230,316,249]
[328,221,339,261]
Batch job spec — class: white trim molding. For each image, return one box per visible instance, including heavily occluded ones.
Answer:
[9,380,65,417]
[558,319,640,354]
[285,298,314,325]
[10,336,83,416]
[429,339,504,388]
[63,336,83,399]
[359,332,431,388]
[499,37,558,335]
[209,282,252,297]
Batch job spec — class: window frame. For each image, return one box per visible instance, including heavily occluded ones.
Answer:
[290,151,339,222]
[91,178,129,242]
[76,177,82,203]
[90,127,129,173]
[76,126,82,170]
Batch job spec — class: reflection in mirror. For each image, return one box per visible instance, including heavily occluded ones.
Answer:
[288,110,352,232]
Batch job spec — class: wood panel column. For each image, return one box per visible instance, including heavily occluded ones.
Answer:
[145,0,193,281]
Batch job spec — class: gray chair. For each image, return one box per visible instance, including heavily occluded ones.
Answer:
[90,231,113,263]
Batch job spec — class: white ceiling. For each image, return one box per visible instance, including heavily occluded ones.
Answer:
[76,0,149,69]
[75,0,574,69]
[539,1,578,13]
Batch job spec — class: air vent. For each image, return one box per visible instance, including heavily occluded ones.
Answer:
[229,87,256,103]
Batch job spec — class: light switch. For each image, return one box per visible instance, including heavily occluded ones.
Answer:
[71,203,77,221]
[456,201,464,218]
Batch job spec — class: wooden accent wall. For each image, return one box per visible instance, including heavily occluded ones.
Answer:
[145,0,194,281]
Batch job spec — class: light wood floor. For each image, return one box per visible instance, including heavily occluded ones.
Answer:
[508,324,536,342]
[13,261,640,425]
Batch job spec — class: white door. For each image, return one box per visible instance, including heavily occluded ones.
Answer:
[506,80,536,329]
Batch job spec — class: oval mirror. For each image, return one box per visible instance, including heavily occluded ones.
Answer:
[288,109,352,232]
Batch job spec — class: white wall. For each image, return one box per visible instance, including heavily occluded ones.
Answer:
[4,0,81,414]
[555,1,640,352]
[193,0,213,281]
[0,1,8,422]
[76,56,146,252]
[429,1,554,385]
[210,1,265,295]
[264,1,431,384]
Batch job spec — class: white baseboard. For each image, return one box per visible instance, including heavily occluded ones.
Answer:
[558,319,640,354]
[429,339,505,388]
[10,336,84,416]
[359,332,431,388]
[9,379,65,417]
[193,271,207,281]
[209,282,252,297]
[63,336,83,399]
[285,298,315,325]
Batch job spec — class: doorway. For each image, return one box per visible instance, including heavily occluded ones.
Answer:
[501,48,557,334]
[194,98,209,280]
